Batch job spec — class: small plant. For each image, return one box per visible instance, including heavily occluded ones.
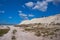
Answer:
[12,36,16,40]
[35,31,41,37]
[55,34,57,38]
[50,37,53,39]
[54,28,60,32]
[48,32,55,35]
[12,29,17,34]
[24,27,34,31]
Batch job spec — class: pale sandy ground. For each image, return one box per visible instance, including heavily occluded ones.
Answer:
[0,26,60,40]
[0,26,14,40]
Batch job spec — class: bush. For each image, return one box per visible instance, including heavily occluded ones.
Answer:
[35,31,41,37]
[12,29,17,34]
[50,37,53,39]
[48,32,55,35]
[24,27,34,31]
[12,36,16,40]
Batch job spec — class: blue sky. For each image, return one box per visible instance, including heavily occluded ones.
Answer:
[0,0,60,25]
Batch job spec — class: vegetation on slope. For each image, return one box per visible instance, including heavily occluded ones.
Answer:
[0,29,10,36]
[24,26,60,39]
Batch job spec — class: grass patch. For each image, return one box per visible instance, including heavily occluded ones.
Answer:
[0,29,10,36]
[24,27,34,31]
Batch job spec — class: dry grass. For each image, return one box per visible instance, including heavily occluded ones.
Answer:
[0,29,10,36]
[12,29,17,34]
[24,26,60,38]
[12,36,16,40]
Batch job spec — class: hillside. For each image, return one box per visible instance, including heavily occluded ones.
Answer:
[19,14,60,25]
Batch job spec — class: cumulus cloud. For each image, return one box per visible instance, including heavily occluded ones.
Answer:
[18,11,27,17]
[53,0,60,5]
[25,2,34,7]
[19,13,27,17]
[18,11,22,13]
[19,11,28,20]
[18,11,35,20]
[19,14,28,20]
[33,1,48,11]
[46,0,53,2]
[25,1,48,11]
[28,14,34,17]
[23,16,28,20]
[24,0,60,12]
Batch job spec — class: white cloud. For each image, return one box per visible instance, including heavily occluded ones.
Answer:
[18,11,34,17]
[24,0,60,12]
[23,16,28,20]
[33,1,48,11]
[18,11,35,20]
[18,11,28,20]
[19,13,27,17]
[25,1,48,12]
[28,14,34,17]
[18,11,22,13]
[19,13,28,20]
[46,0,53,2]
[53,0,60,5]
[25,2,34,7]
[18,11,27,17]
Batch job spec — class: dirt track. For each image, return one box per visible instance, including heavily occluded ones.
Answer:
[0,26,60,40]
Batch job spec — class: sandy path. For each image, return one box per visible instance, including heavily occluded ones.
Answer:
[0,26,15,40]
[14,27,60,40]
[0,26,60,40]
[15,27,44,40]
[0,27,46,40]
